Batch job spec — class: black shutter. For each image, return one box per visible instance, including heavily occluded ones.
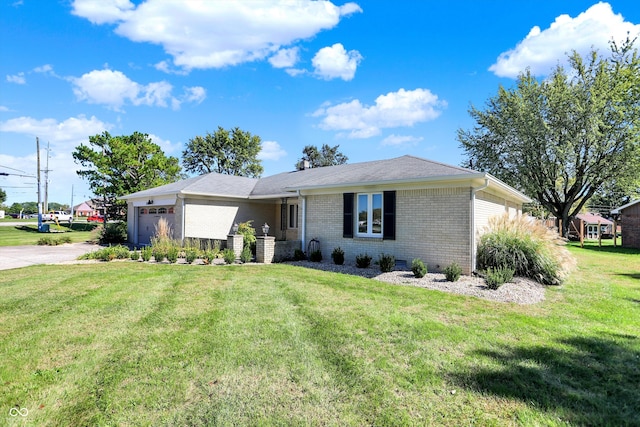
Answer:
[343,193,354,238]
[383,191,396,240]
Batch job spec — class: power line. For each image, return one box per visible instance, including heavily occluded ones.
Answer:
[0,165,28,173]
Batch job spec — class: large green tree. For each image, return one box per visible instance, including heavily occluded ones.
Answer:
[73,131,182,220]
[297,144,348,169]
[182,126,263,177]
[458,40,640,236]
[0,187,6,205]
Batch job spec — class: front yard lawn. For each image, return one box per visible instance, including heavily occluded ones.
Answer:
[0,223,97,246]
[0,242,638,426]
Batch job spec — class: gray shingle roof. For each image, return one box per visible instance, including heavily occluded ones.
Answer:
[122,155,489,200]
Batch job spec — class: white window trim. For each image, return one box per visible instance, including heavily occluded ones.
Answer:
[356,192,383,238]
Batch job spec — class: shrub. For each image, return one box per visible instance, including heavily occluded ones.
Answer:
[238,221,256,248]
[185,248,199,264]
[223,248,236,264]
[141,246,152,262]
[411,258,427,278]
[240,246,253,263]
[130,250,140,261]
[166,245,179,263]
[82,245,131,262]
[37,235,72,246]
[309,250,322,263]
[476,214,576,285]
[378,253,395,273]
[485,266,515,290]
[444,262,462,282]
[293,248,306,261]
[152,246,167,263]
[99,221,128,244]
[355,253,372,268]
[331,247,345,265]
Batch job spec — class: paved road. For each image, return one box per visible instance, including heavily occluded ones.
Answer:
[0,242,102,271]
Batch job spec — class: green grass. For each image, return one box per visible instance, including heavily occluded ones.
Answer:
[0,243,638,426]
[0,223,97,246]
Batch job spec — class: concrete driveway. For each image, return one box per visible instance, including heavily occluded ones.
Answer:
[0,242,103,271]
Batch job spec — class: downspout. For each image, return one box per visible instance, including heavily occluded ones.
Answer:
[298,190,306,252]
[180,195,186,244]
[470,178,489,273]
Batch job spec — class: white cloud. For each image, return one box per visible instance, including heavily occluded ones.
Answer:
[490,2,640,78]
[148,133,181,155]
[182,86,206,104]
[313,88,446,139]
[69,69,203,111]
[6,72,26,84]
[312,43,362,81]
[269,47,300,68]
[71,0,362,71]
[71,0,135,25]
[0,115,110,146]
[0,115,113,204]
[259,140,287,161]
[33,64,54,74]
[381,134,423,147]
[0,106,9,112]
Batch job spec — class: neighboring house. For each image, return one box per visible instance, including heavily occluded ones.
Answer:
[612,199,640,249]
[73,201,97,217]
[569,213,615,240]
[120,155,531,273]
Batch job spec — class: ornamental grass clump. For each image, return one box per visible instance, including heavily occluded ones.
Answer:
[476,214,575,285]
[485,266,515,290]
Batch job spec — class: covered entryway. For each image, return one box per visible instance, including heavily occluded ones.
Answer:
[137,206,175,245]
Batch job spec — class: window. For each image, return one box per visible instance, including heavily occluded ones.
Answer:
[140,208,147,214]
[149,208,157,214]
[158,207,167,214]
[344,191,395,240]
[168,207,174,214]
[289,204,298,229]
[357,193,383,237]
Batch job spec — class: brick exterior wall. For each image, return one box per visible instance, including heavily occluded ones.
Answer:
[304,188,473,273]
[256,236,275,263]
[620,203,640,249]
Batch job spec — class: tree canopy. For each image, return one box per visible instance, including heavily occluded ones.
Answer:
[73,131,182,220]
[458,40,640,236]
[182,126,263,178]
[296,144,348,169]
[0,187,6,205]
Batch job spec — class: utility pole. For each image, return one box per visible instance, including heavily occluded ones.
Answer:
[70,184,75,217]
[43,141,51,212]
[36,137,42,231]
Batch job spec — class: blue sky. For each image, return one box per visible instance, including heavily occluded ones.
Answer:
[1,0,639,206]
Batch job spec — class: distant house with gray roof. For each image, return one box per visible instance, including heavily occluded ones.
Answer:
[120,155,531,273]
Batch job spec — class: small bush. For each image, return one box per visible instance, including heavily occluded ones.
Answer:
[130,250,140,261]
[223,248,236,264]
[411,258,427,278]
[152,246,167,263]
[355,253,372,268]
[444,262,462,282]
[331,247,345,265]
[378,253,395,273]
[37,235,72,246]
[240,246,253,263]
[83,245,131,262]
[185,248,199,264]
[309,250,323,263]
[166,245,179,263]
[99,221,128,244]
[485,266,515,290]
[293,248,306,261]
[141,246,152,262]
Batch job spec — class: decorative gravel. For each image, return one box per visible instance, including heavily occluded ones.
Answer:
[285,260,546,305]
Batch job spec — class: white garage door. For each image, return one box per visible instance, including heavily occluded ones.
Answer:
[138,206,175,245]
